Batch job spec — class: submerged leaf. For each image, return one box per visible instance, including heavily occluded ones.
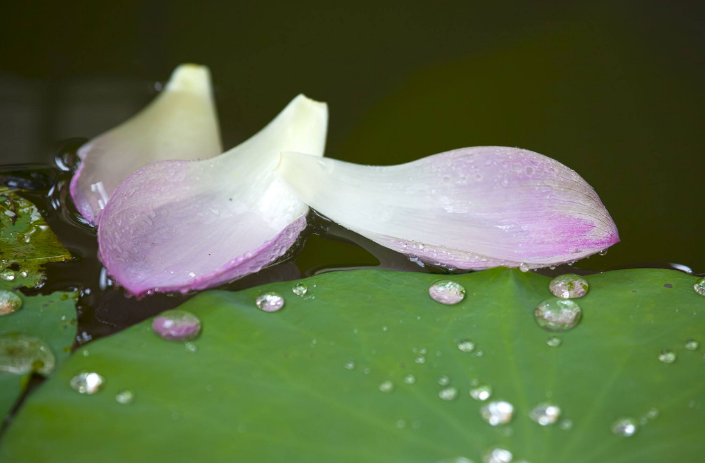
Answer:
[98,95,328,296]
[70,64,222,225]
[276,147,619,269]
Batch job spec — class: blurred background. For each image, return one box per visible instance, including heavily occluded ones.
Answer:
[1,0,703,272]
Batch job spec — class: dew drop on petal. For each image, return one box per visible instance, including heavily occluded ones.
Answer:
[152,310,202,341]
[694,278,705,296]
[549,274,589,299]
[429,280,466,305]
[519,263,530,273]
[255,292,285,312]
[481,401,514,426]
[0,290,22,316]
[483,447,513,463]
[70,372,105,394]
[612,417,638,437]
[658,349,676,363]
[379,380,394,392]
[0,334,56,375]
[529,402,561,426]
[685,339,699,350]
[546,336,562,347]
[470,385,492,401]
[439,387,458,401]
[457,339,476,352]
[115,389,134,404]
[534,298,582,332]
[292,283,308,296]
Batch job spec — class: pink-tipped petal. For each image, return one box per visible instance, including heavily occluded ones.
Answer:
[276,147,619,270]
[98,95,328,296]
[70,64,222,225]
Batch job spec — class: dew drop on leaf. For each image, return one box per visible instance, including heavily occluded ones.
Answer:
[612,417,638,437]
[429,280,466,305]
[379,380,394,392]
[480,401,514,426]
[529,402,561,426]
[0,334,55,375]
[483,447,513,463]
[70,372,105,394]
[549,274,589,298]
[457,339,476,352]
[470,385,492,401]
[439,387,458,401]
[658,349,677,364]
[255,292,285,312]
[534,298,582,332]
[115,389,134,404]
[0,290,23,316]
[292,283,307,296]
[151,310,202,342]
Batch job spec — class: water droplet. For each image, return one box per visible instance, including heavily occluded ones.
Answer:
[185,342,198,353]
[612,417,638,437]
[344,360,356,370]
[255,292,285,312]
[382,326,388,332]
[483,447,513,463]
[379,380,394,392]
[70,372,105,394]
[658,349,677,364]
[0,270,15,281]
[549,274,589,299]
[115,389,134,404]
[439,387,458,401]
[415,356,426,364]
[457,339,476,352]
[558,418,574,430]
[475,349,484,357]
[470,385,492,401]
[0,334,56,375]
[546,336,562,347]
[694,278,705,296]
[396,419,406,429]
[403,374,416,384]
[534,298,582,332]
[645,407,660,420]
[437,458,475,463]
[292,283,307,296]
[519,263,530,273]
[152,310,201,342]
[685,339,699,350]
[438,375,450,386]
[599,249,608,256]
[529,402,561,426]
[480,401,514,426]
[0,290,22,316]
[429,280,466,305]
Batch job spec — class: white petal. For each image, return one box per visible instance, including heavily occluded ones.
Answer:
[98,95,327,296]
[70,64,222,224]
[276,147,619,269]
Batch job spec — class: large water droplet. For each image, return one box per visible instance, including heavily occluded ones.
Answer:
[115,389,134,404]
[292,283,308,296]
[694,278,705,296]
[483,447,513,463]
[470,385,492,401]
[534,298,582,332]
[685,339,699,350]
[529,402,561,426]
[0,290,22,316]
[255,292,285,312]
[481,401,514,426]
[439,387,458,401]
[70,372,105,394]
[0,270,15,281]
[457,339,476,352]
[0,333,55,375]
[549,274,589,299]
[611,417,638,437]
[429,280,466,305]
[152,310,201,341]
[658,349,676,363]
[379,380,394,392]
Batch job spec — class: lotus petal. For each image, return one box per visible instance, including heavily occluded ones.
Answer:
[70,64,222,225]
[98,95,327,296]
[276,147,619,270]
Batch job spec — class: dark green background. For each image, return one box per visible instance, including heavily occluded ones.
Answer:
[1,0,703,271]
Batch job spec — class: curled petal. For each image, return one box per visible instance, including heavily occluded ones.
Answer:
[98,95,327,296]
[276,147,619,269]
[70,64,222,225]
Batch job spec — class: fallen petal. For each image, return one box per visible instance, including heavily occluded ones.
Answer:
[276,147,619,269]
[98,95,327,296]
[70,64,222,225]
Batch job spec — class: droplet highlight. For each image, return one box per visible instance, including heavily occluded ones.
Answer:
[152,310,202,342]
[612,417,638,437]
[429,280,466,305]
[255,292,285,312]
[470,385,492,401]
[70,372,105,394]
[549,274,589,299]
[534,298,582,332]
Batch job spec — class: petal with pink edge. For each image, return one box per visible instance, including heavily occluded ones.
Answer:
[275,147,619,270]
[98,95,327,296]
[70,64,222,225]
